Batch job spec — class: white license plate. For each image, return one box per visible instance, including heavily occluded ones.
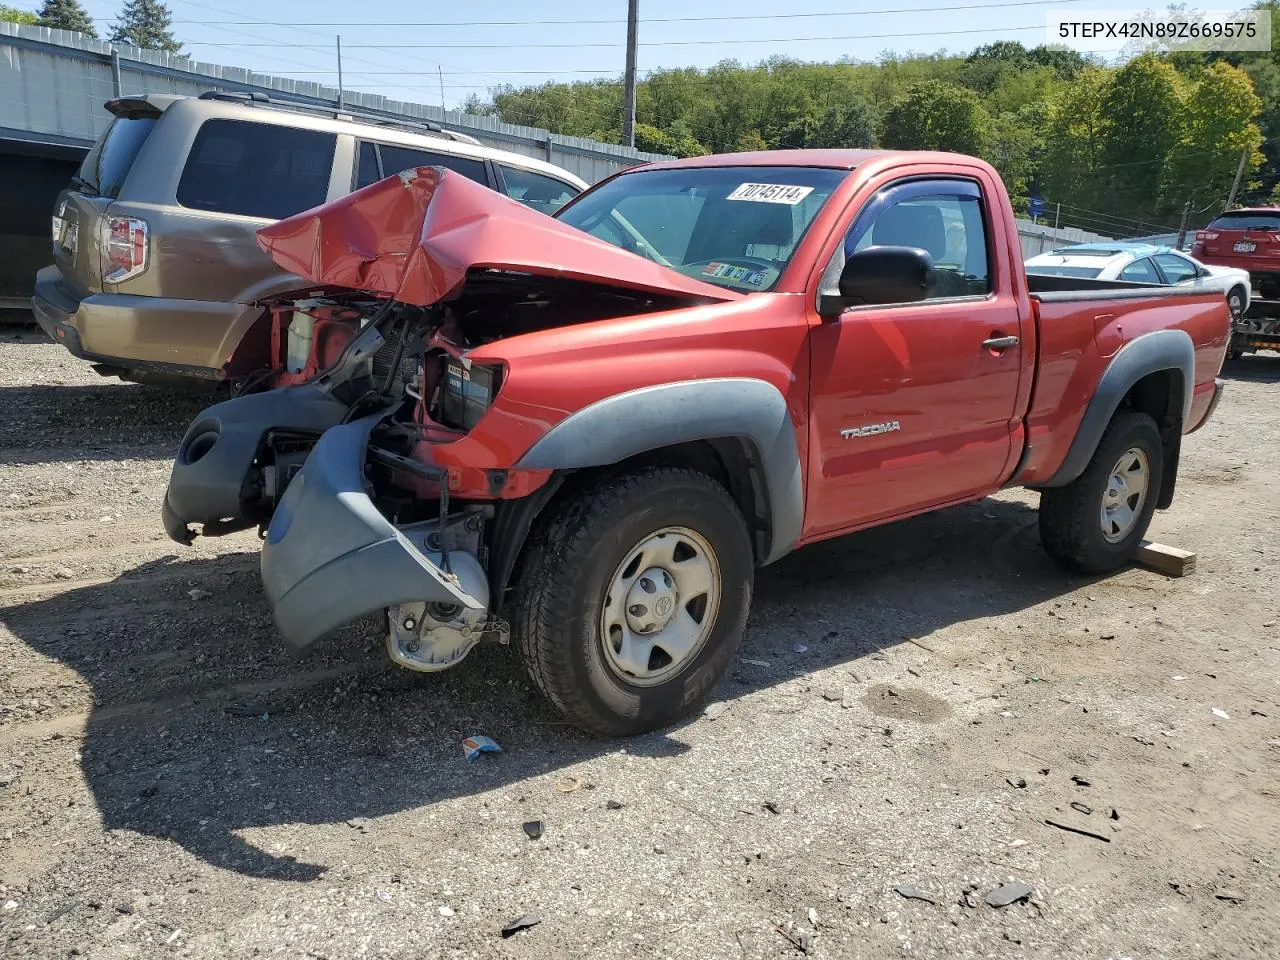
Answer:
[1234,241,1256,253]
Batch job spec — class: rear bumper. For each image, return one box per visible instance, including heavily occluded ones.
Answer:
[31,265,249,378]
[260,413,484,651]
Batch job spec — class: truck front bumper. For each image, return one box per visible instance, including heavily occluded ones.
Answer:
[260,413,485,650]
[162,385,349,544]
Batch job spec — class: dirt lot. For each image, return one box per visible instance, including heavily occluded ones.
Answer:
[1,322,1278,960]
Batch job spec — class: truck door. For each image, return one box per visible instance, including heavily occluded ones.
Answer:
[805,176,1024,537]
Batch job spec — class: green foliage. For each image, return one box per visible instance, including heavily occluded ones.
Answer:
[1,5,38,24]
[471,41,1271,233]
[37,0,95,35]
[1166,62,1263,212]
[1096,55,1185,220]
[110,0,180,53]
[882,80,992,155]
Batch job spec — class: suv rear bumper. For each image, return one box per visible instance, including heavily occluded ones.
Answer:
[260,413,485,650]
[32,265,247,379]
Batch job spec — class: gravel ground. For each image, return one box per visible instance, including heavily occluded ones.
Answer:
[1,320,1278,959]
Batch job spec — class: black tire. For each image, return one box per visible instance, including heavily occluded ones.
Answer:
[1039,411,1164,575]
[1227,285,1247,321]
[512,466,753,736]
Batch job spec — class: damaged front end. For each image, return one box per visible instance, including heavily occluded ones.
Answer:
[161,164,734,672]
[163,292,510,669]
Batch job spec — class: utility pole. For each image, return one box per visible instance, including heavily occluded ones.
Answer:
[621,0,638,148]
[439,66,446,113]
[1175,200,1191,249]
[1054,202,1061,231]
[1225,146,1249,211]
[336,35,345,112]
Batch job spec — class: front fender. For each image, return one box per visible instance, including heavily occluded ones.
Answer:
[515,377,803,565]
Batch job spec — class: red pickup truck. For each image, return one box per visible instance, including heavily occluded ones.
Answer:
[162,151,1229,735]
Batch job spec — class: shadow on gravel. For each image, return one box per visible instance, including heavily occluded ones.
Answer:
[0,382,215,463]
[1221,352,1280,384]
[3,495,1093,881]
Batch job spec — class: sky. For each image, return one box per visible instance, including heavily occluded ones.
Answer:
[16,0,1241,109]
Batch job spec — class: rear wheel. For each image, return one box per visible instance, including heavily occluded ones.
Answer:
[1227,285,1247,321]
[512,467,753,736]
[1039,411,1164,574]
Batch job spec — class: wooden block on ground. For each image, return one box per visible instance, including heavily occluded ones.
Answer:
[1136,540,1196,578]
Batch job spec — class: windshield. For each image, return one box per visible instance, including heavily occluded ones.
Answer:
[1025,264,1103,278]
[556,165,846,291]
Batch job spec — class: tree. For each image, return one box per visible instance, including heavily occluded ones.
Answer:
[1,5,38,24]
[1040,68,1111,208]
[110,0,179,53]
[881,80,992,155]
[37,0,95,35]
[1096,54,1185,220]
[1165,62,1264,212]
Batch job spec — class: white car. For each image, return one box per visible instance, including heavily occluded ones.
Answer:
[1025,242,1251,319]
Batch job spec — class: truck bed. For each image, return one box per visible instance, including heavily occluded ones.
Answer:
[1017,282,1230,486]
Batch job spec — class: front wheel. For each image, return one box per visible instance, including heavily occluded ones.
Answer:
[1039,411,1164,574]
[512,467,754,736]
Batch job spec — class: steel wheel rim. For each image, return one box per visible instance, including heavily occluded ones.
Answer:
[600,525,721,687]
[1100,446,1150,543]
[1229,292,1244,319]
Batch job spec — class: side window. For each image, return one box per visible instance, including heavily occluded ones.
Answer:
[177,119,336,219]
[377,144,488,185]
[1119,258,1160,283]
[355,140,381,188]
[843,183,991,300]
[1154,253,1197,285]
[500,165,579,214]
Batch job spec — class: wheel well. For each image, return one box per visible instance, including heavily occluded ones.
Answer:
[610,439,772,563]
[1119,369,1182,509]
[488,438,773,613]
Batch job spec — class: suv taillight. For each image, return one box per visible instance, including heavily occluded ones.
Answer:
[101,216,148,282]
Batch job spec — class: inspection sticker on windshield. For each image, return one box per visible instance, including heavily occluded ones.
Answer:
[727,182,814,205]
[702,262,766,286]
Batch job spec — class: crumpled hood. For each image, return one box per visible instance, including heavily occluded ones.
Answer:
[257,166,741,306]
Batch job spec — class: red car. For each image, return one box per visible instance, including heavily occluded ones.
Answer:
[1192,207,1280,299]
[162,150,1230,735]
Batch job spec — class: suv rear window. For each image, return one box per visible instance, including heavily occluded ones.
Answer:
[1207,211,1280,231]
[177,119,336,219]
[80,116,157,199]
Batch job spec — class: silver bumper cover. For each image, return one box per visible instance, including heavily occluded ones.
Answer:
[260,413,484,650]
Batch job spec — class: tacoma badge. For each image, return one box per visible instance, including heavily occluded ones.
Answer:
[841,421,901,440]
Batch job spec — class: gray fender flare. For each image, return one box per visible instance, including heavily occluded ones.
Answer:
[516,377,804,565]
[1041,328,1194,489]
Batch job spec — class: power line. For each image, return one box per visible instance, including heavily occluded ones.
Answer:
[183,24,1047,49]
[171,0,1093,27]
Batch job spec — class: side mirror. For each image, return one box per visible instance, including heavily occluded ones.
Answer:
[818,245,937,316]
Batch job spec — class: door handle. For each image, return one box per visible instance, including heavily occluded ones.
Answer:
[982,335,1019,351]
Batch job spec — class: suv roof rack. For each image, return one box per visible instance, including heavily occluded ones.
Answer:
[196,89,481,145]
